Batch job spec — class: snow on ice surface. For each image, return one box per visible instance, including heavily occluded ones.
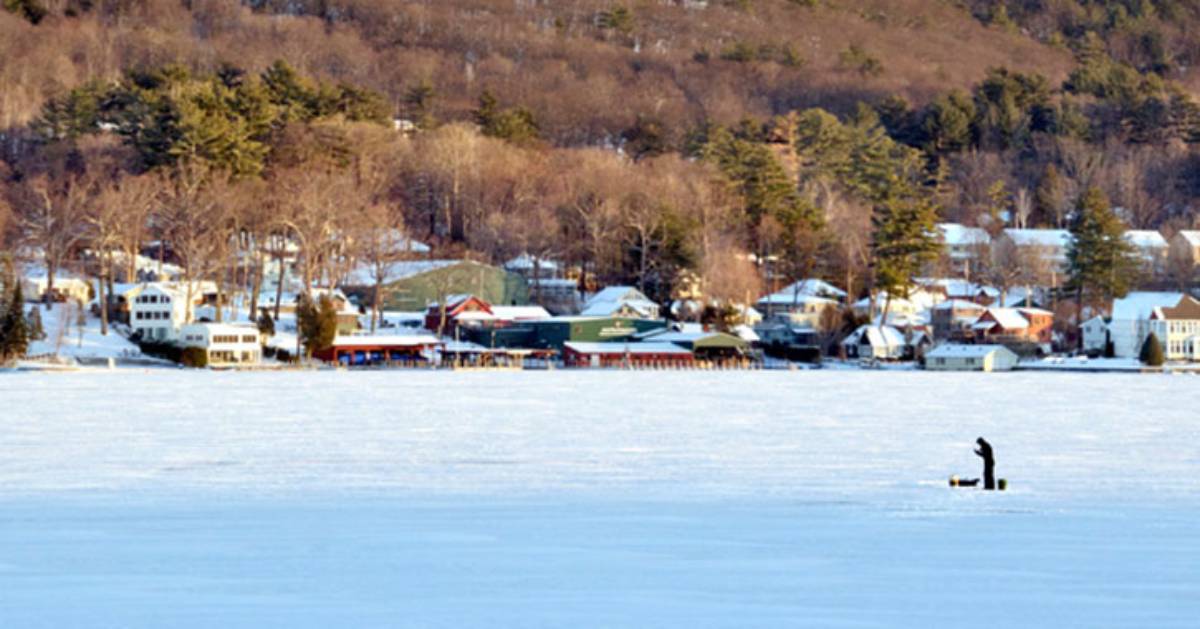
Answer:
[1,370,1198,627]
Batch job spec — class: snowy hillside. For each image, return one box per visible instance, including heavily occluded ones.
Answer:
[23,302,141,360]
[0,370,1196,627]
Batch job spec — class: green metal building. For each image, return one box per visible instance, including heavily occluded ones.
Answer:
[527,317,667,350]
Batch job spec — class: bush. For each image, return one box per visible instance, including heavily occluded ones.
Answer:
[137,339,182,363]
[838,45,883,78]
[1139,332,1165,366]
[180,346,209,368]
[257,311,275,337]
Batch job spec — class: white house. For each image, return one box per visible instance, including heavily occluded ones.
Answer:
[842,324,929,360]
[756,293,839,329]
[851,288,942,321]
[1145,295,1200,361]
[179,323,262,366]
[582,286,660,319]
[21,274,92,304]
[918,278,998,305]
[925,344,1019,372]
[127,282,217,342]
[1081,315,1111,355]
[1124,230,1168,276]
[937,223,990,275]
[1107,292,1200,360]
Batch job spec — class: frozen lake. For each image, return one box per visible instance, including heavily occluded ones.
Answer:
[1,370,1197,627]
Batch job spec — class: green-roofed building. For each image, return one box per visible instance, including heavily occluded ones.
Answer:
[341,260,529,312]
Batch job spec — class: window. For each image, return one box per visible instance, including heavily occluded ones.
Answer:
[966,358,976,366]
[242,335,257,343]
[935,358,946,365]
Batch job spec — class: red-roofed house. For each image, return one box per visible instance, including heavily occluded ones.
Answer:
[972,307,1053,344]
[424,294,494,334]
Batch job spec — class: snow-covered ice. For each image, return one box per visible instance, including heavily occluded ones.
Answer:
[0,370,1197,627]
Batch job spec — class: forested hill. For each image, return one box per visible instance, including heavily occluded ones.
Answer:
[2,1,1076,139]
[4,1,1200,305]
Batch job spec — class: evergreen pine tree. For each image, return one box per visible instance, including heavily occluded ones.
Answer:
[1,278,30,361]
[1066,187,1142,345]
[870,193,942,323]
[315,294,339,351]
[296,293,319,358]
[296,293,339,358]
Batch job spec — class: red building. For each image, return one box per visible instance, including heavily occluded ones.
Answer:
[562,341,694,368]
[972,307,1053,344]
[314,335,442,366]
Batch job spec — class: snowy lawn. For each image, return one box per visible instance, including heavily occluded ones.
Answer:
[25,303,140,360]
[0,370,1197,627]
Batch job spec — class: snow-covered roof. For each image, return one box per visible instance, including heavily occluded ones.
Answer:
[637,329,745,346]
[870,311,929,327]
[855,291,940,316]
[181,322,259,336]
[938,223,990,247]
[1111,292,1185,321]
[1124,230,1167,249]
[770,279,847,299]
[504,254,559,272]
[1175,230,1200,247]
[22,274,90,288]
[1003,228,1071,248]
[453,310,495,321]
[341,260,466,287]
[130,281,219,300]
[926,344,1014,359]
[933,299,986,312]
[983,308,1030,330]
[107,251,184,278]
[756,292,839,306]
[564,341,692,355]
[490,306,552,321]
[582,286,658,318]
[732,324,759,343]
[844,325,907,348]
[331,334,441,347]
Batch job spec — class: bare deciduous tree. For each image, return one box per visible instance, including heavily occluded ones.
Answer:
[156,162,230,324]
[11,171,91,303]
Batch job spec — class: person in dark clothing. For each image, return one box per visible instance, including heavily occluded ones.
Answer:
[974,437,996,490]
